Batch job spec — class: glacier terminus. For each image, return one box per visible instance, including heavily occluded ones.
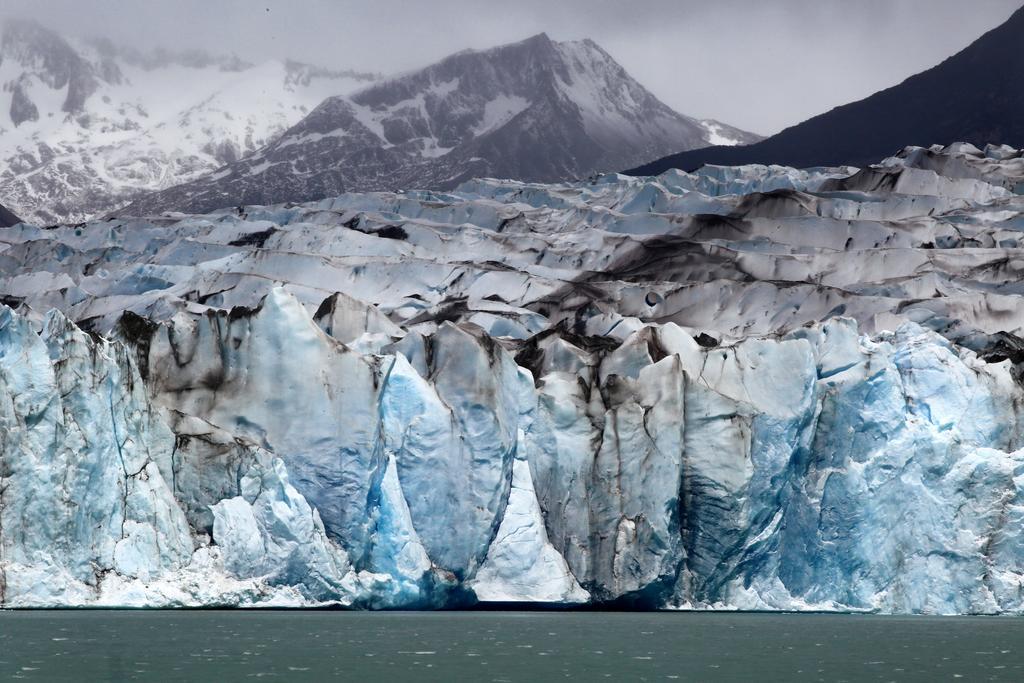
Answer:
[2,143,1024,613]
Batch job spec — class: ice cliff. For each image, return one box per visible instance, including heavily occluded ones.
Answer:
[2,143,1024,612]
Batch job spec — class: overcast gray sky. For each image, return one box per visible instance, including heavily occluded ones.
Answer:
[3,0,1021,135]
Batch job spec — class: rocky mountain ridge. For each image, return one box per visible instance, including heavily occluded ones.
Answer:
[120,33,760,217]
[627,5,1024,174]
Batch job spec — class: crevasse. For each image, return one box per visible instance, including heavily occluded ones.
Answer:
[2,144,1024,612]
[2,293,1023,612]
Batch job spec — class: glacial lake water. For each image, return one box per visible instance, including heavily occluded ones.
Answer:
[0,611,1022,681]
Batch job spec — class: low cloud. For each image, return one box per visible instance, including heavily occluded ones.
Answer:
[2,0,1020,134]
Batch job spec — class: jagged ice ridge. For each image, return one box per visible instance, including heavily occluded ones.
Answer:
[2,143,1024,611]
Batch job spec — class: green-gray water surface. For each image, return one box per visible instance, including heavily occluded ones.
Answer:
[1,611,1022,681]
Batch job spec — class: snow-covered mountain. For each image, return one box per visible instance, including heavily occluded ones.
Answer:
[0,19,377,224]
[122,33,761,216]
[3,143,1024,611]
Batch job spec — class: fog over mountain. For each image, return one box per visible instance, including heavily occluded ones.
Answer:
[1,0,1020,135]
[0,19,377,223]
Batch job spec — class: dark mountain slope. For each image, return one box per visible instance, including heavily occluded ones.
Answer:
[627,5,1024,174]
[0,202,21,227]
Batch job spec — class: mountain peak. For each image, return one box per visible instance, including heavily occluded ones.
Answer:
[3,19,63,71]
[1,17,101,118]
[0,19,378,224]
[522,31,553,44]
[1,17,55,46]
[121,35,759,216]
[491,32,555,52]
[1,18,82,73]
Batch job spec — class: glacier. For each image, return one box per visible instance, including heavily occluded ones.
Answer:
[2,143,1024,612]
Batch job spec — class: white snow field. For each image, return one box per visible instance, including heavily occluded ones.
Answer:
[2,143,1024,612]
[0,19,376,225]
